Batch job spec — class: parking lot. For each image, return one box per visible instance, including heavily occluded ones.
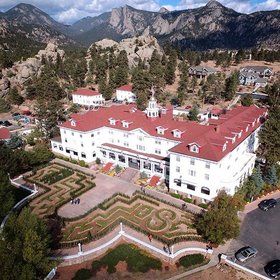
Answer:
[227,199,280,277]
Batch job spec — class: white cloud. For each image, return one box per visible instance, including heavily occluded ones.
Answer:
[0,0,279,24]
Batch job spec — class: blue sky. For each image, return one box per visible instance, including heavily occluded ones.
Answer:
[0,0,279,24]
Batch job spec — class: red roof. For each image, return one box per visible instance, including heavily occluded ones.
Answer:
[0,127,11,140]
[72,88,101,96]
[59,104,267,162]
[116,85,133,92]
[149,176,161,187]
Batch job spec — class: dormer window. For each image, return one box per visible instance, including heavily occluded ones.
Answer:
[238,130,242,138]
[70,119,76,127]
[232,137,236,144]
[172,129,183,138]
[109,118,116,125]
[245,125,249,132]
[156,126,167,135]
[190,144,199,153]
[122,120,132,128]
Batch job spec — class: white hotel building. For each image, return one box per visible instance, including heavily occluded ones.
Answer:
[72,88,105,107]
[51,97,267,202]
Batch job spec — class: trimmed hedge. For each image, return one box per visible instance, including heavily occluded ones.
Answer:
[178,254,205,268]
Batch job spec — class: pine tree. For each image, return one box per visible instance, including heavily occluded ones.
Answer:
[188,106,199,121]
[136,92,148,111]
[265,165,278,186]
[7,87,24,105]
[252,165,264,190]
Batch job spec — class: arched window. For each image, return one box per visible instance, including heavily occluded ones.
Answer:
[201,187,210,195]
[81,152,86,158]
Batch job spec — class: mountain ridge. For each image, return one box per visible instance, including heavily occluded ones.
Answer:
[0,2,280,51]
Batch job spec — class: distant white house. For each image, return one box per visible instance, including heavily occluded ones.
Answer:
[239,66,273,77]
[188,66,217,78]
[116,85,136,103]
[72,88,105,107]
[239,72,259,85]
[239,65,272,86]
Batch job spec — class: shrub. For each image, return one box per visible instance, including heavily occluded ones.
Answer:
[115,165,122,174]
[171,193,181,199]
[140,171,148,179]
[178,254,205,268]
[72,268,92,280]
[96,158,101,164]
[184,197,193,203]
[91,260,103,275]
[198,203,208,209]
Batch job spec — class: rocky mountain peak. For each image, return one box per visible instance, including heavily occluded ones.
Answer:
[158,7,169,13]
[205,0,225,9]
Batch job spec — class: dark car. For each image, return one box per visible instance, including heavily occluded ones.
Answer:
[12,112,20,117]
[235,246,258,262]
[258,199,277,211]
[265,260,280,278]
[3,120,12,127]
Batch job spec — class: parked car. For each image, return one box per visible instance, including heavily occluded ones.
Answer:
[265,260,280,278]
[12,112,20,117]
[3,120,12,127]
[258,199,277,211]
[235,246,258,262]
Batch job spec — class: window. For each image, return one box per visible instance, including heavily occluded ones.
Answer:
[81,153,86,158]
[190,158,195,165]
[123,133,128,138]
[205,162,210,169]
[73,151,78,156]
[59,146,63,151]
[91,133,94,137]
[53,144,57,148]
[109,118,116,125]
[190,145,199,153]
[109,130,113,135]
[138,136,143,141]
[63,130,66,134]
[155,149,161,155]
[124,142,129,147]
[155,139,161,145]
[66,149,70,154]
[205,174,209,180]
[81,143,84,147]
[187,184,196,191]
[80,134,83,138]
[235,157,238,161]
[189,170,196,176]
[92,142,95,146]
[137,145,145,151]
[176,166,180,172]
[65,138,68,143]
[174,179,181,186]
[71,132,74,136]
[176,156,180,162]
[201,187,210,195]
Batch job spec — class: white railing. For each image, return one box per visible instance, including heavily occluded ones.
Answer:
[0,179,38,233]
[52,223,211,262]
[221,254,270,280]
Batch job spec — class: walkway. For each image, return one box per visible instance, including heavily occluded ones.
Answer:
[58,173,138,218]
[119,168,138,182]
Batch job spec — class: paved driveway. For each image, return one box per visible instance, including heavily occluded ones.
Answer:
[227,198,280,277]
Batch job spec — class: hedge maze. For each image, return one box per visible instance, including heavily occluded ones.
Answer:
[61,193,200,247]
[28,164,200,248]
[28,164,95,218]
